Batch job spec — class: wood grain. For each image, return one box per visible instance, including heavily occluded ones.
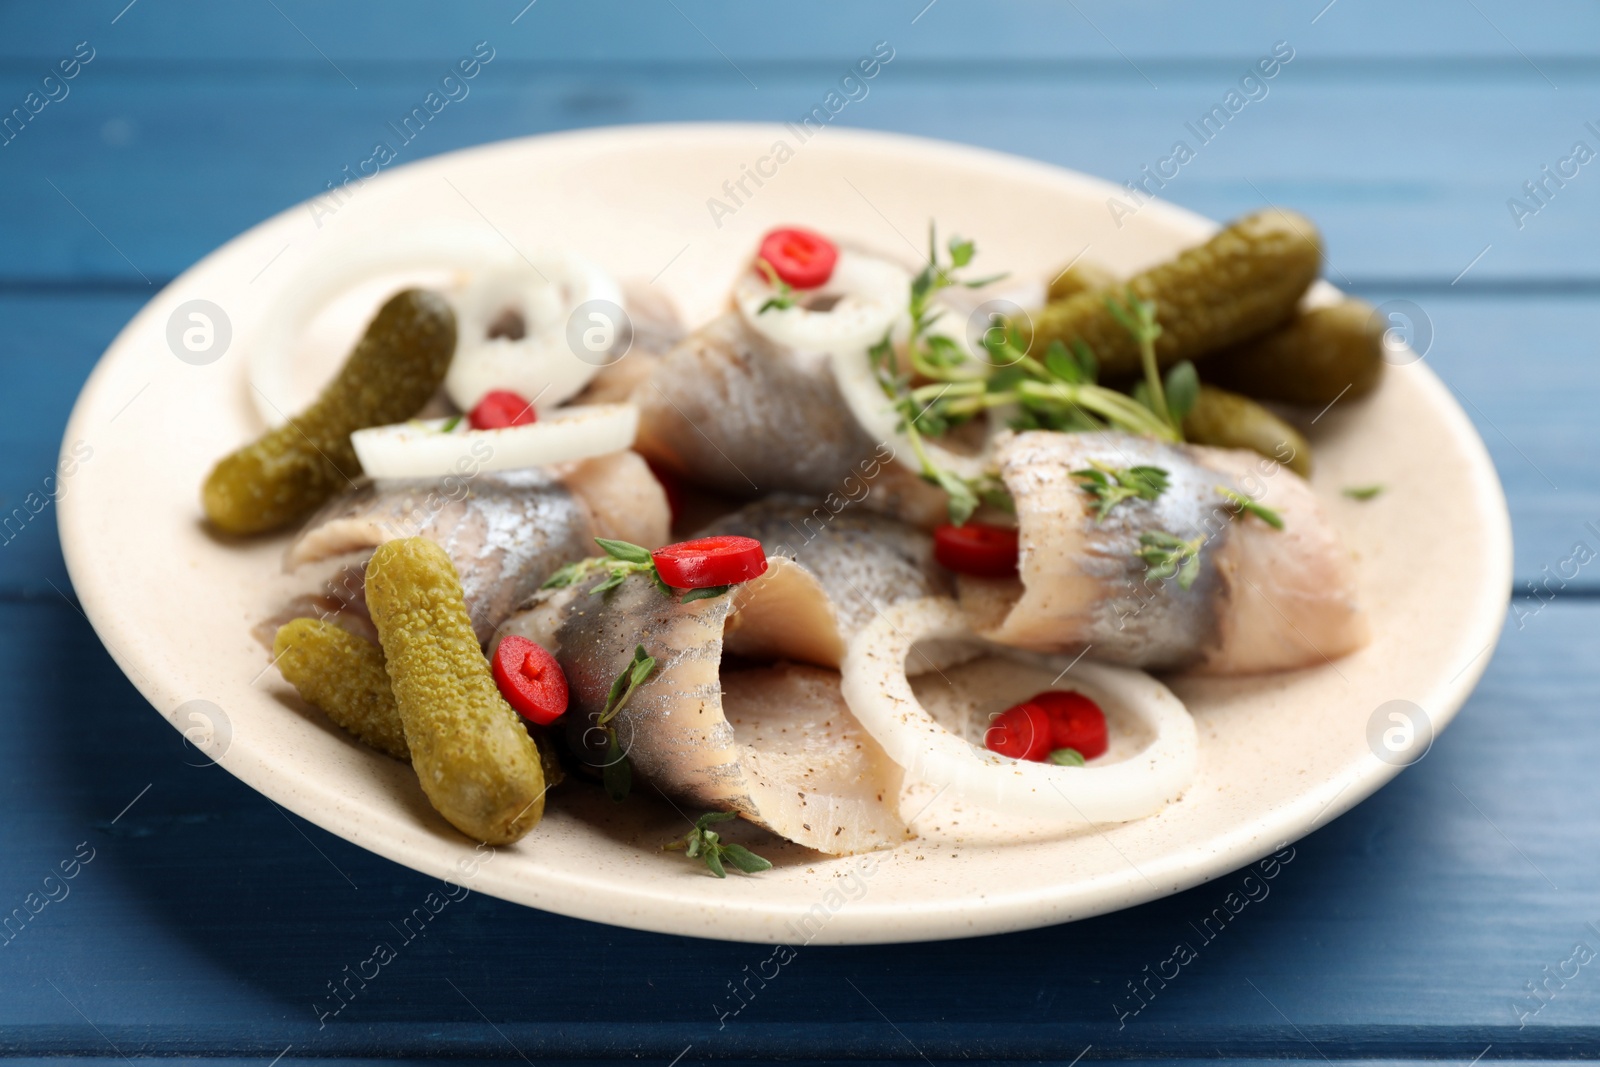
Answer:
[2,1,1595,1057]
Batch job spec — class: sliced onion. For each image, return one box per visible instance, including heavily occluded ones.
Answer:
[735,248,909,355]
[351,404,639,480]
[840,597,1197,827]
[442,252,624,413]
[248,229,621,428]
[251,229,507,427]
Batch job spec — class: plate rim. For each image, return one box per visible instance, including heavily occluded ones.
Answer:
[57,121,1514,944]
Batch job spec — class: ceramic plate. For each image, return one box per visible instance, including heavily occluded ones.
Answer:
[58,124,1511,944]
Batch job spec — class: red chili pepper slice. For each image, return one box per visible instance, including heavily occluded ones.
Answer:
[933,522,1019,578]
[469,390,537,430]
[651,535,768,589]
[491,635,569,726]
[756,227,838,290]
[984,703,1052,762]
[1033,690,1108,760]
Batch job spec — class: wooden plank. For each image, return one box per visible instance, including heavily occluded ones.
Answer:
[4,0,1600,62]
[0,66,1595,283]
[0,295,139,598]
[0,594,1596,1057]
[0,285,1591,596]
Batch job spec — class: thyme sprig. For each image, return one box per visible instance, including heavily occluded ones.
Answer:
[543,539,729,603]
[663,811,773,878]
[1073,461,1170,522]
[595,644,657,802]
[872,231,1195,525]
[1216,485,1285,530]
[1103,290,1202,437]
[754,258,796,314]
[1137,531,1205,590]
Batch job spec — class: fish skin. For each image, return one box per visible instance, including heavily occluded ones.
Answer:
[963,430,1368,674]
[286,468,594,644]
[695,496,953,646]
[1192,446,1369,673]
[554,571,745,808]
[961,431,1233,670]
[531,561,908,854]
[634,312,885,497]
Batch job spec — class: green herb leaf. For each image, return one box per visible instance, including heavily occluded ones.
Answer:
[595,538,653,565]
[1049,748,1086,767]
[603,662,631,717]
[722,843,774,874]
[541,560,590,589]
[439,414,462,433]
[1343,484,1385,501]
[679,584,732,603]
[590,571,627,594]
[602,735,631,802]
[1178,550,1202,589]
[754,258,796,313]
[664,811,771,878]
[1107,289,1177,436]
[1044,340,1084,383]
[1071,340,1099,383]
[1216,485,1285,530]
[988,365,1026,393]
[599,645,656,727]
[628,645,656,687]
[948,235,975,268]
[1073,461,1170,521]
[1164,361,1200,424]
[703,845,728,878]
[931,466,980,526]
[1137,530,1206,590]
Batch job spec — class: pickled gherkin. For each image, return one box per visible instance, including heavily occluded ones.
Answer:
[366,537,546,845]
[1203,300,1385,406]
[273,616,566,787]
[1023,209,1322,379]
[202,289,455,535]
[1044,260,1118,303]
[1183,384,1312,478]
[274,618,409,759]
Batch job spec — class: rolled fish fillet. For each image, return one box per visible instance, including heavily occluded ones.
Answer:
[495,503,949,854]
[283,450,669,644]
[634,310,887,498]
[634,246,913,500]
[694,496,953,662]
[959,431,1368,674]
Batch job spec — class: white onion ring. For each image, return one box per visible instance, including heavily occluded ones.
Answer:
[248,229,620,428]
[735,249,909,354]
[442,253,623,413]
[350,404,639,480]
[840,597,1197,827]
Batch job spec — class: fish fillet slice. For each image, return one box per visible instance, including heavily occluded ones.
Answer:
[500,556,908,854]
[723,663,908,854]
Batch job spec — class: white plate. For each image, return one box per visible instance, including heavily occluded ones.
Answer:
[58,124,1511,944]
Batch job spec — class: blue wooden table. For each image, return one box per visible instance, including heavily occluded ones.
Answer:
[3,2,1598,1061]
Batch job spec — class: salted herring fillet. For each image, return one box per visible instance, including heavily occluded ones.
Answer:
[494,504,950,854]
[283,450,669,643]
[958,431,1368,673]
